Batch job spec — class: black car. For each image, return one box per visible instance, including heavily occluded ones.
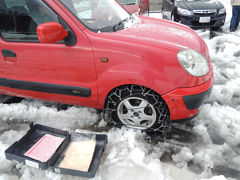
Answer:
[162,0,226,30]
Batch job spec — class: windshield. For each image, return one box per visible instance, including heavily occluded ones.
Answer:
[117,0,138,5]
[60,0,130,32]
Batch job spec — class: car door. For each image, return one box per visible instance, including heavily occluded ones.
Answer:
[0,0,98,106]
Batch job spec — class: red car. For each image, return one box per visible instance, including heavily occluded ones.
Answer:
[0,0,213,138]
[116,0,149,15]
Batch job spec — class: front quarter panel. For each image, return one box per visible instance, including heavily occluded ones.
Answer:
[86,32,188,108]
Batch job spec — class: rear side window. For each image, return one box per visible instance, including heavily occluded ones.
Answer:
[0,0,59,42]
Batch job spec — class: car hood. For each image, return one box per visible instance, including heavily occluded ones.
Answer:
[123,4,139,14]
[176,0,224,10]
[111,17,205,53]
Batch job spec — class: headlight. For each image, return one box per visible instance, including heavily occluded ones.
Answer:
[177,8,192,16]
[218,8,226,15]
[177,49,209,77]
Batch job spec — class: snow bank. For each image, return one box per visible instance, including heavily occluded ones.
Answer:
[0,100,99,130]
[1,0,240,180]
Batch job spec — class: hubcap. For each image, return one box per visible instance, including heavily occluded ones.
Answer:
[117,97,157,130]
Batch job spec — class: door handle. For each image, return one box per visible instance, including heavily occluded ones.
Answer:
[2,49,17,62]
[2,49,17,57]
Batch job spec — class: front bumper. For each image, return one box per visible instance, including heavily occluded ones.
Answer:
[182,85,213,110]
[176,13,226,28]
[162,74,213,121]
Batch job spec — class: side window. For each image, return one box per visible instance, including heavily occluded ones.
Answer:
[0,0,59,41]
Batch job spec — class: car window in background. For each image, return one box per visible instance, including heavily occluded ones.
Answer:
[60,0,130,32]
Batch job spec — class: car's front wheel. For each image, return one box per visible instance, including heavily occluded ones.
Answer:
[105,85,170,140]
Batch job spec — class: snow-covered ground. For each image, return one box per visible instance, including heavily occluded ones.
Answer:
[1,0,240,179]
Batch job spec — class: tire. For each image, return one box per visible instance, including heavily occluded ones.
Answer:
[105,85,170,140]
[0,94,23,104]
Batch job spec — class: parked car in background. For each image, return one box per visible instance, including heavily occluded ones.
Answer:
[162,0,226,30]
[116,0,149,15]
[0,0,213,140]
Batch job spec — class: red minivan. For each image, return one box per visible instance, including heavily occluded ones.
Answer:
[116,0,149,15]
[0,0,213,140]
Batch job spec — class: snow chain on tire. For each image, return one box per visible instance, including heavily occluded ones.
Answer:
[105,85,170,141]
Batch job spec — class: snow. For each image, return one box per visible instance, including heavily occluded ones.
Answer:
[0,100,99,130]
[124,14,140,29]
[1,0,240,179]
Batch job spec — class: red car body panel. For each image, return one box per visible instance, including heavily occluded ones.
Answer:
[0,0,213,121]
[84,17,213,121]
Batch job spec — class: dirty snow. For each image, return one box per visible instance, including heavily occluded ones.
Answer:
[1,0,240,179]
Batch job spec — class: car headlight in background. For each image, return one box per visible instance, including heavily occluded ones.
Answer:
[177,8,192,16]
[177,49,209,77]
[218,8,226,15]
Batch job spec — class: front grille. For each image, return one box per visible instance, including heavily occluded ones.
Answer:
[193,9,217,15]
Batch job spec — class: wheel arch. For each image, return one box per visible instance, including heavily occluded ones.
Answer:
[102,84,170,113]
[97,77,186,110]
[103,84,148,109]
[95,56,188,109]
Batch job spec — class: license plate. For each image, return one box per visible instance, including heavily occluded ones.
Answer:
[199,17,210,23]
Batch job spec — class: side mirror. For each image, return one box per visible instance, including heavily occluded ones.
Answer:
[37,22,68,43]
